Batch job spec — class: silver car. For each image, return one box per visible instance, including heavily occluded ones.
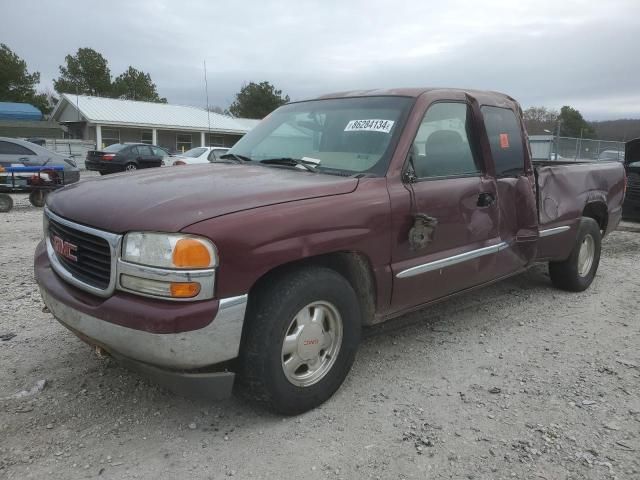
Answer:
[0,137,80,184]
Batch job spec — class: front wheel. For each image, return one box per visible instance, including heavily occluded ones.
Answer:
[549,217,601,292]
[0,194,13,213]
[29,191,47,208]
[239,267,361,415]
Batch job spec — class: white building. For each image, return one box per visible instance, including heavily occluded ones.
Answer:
[51,94,260,153]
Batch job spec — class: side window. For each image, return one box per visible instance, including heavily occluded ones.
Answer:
[213,149,227,160]
[481,106,525,177]
[135,145,152,156]
[0,140,35,155]
[411,103,479,178]
[207,149,217,162]
[151,147,166,157]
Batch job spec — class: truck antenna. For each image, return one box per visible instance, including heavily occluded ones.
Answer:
[204,60,212,146]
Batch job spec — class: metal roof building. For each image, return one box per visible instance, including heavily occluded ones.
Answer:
[51,94,261,152]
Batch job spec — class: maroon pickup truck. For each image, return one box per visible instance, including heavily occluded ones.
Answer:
[35,88,625,414]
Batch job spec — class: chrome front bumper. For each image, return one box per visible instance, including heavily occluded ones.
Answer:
[40,288,248,370]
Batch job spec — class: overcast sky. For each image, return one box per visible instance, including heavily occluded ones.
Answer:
[2,0,639,120]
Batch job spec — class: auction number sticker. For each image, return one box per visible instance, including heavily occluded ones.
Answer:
[344,119,395,133]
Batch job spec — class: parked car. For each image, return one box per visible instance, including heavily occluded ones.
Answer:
[172,146,229,165]
[0,137,80,184]
[598,149,625,162]
[85,143,166,174]
[35,88,625,415]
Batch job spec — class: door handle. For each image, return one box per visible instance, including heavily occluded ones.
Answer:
[477,192,495,207]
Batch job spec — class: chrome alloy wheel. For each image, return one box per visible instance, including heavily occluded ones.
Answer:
[577,234,595,277]
[281,301,343,387]
[125,163,137,171]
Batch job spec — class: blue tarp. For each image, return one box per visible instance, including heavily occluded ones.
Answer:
[4,166,64,172]
[0,102,43,121]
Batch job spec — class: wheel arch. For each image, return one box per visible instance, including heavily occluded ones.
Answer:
[245,250,377,326]
[582,201,608,233]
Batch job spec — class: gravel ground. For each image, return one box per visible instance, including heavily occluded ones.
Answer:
[1,189,639,480]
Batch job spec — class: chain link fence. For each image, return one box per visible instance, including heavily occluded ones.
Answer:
[557,137,625,161]
[530,135,625,162]
[44,139,96,170]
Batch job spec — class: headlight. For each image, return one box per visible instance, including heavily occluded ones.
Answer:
[118,232,217,300]
[122,232,217,269]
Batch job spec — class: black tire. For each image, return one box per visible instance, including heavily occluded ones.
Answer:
[238,267,361,415]
[29,191,47,208]
[0,194,13,213]
[549,217,601,292]
[124,163,137,172]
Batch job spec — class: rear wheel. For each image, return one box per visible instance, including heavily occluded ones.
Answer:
[29,191,47,208]
[239,267,361,415]
[549,217,601,291]
[0,194,13,213]
[124,163,137,171]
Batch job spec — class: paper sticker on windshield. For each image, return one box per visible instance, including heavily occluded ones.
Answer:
[344,119,395,133]
[500,133,510,149]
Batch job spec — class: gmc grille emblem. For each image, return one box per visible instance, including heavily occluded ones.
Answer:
[52,235,78,262]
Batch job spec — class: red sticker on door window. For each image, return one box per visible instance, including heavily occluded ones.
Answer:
[499,133,510,149]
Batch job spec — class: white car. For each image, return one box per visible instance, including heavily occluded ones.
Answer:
[172,147,229,165]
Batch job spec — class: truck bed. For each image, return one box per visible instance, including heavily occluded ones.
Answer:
[533,160,625,260]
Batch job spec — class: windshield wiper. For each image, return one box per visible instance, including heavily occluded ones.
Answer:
[218,153,251,163]
[259,157,318,172]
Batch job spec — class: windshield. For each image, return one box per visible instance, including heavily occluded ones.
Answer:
[103,144,127,152]
[227,96,413,176]
[182,147,207,158]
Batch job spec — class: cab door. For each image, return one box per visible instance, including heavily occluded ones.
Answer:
[479,106,538,277]
[389,100,502,311]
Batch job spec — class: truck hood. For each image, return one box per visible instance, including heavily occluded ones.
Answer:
[47,164,359,233]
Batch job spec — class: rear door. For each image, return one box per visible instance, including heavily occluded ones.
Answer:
[480,106,538,276]
[151,146,169,165]
[133,145,159,167]
[390,100,502,310]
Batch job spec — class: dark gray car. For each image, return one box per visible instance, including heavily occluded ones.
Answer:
[0,137,81,184]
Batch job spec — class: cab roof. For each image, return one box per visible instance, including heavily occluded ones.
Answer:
[315,87,519,109]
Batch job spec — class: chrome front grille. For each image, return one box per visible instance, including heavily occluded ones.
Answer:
[48,217,111,289]
[45,207,121,297]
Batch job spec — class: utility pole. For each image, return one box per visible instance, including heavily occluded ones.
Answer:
[555,119,562,160]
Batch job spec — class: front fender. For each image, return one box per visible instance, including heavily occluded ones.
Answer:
[182,178,392,303]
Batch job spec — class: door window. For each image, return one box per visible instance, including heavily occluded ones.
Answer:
[134,145,153,156]
[151,147,166,157]
[481,106,525,177]
[208,149,228,161]
[411,103,480,178]
[0,140,35,155]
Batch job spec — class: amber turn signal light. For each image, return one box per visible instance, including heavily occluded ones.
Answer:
[172,238,212,268]
[170,282,201,298]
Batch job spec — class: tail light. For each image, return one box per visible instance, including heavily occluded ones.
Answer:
[102,154,116,161]
[173,160,186,166]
